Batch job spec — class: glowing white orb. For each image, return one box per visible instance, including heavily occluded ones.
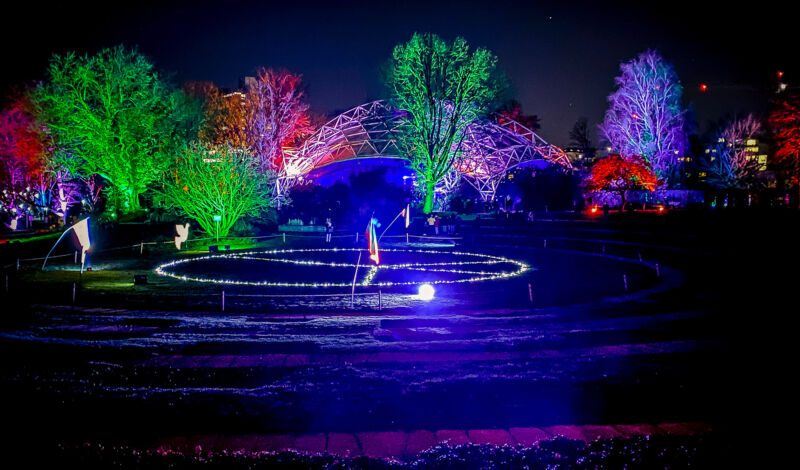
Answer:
[418,283,435,301]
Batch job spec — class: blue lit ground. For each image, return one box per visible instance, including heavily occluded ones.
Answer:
[0,213,794,458]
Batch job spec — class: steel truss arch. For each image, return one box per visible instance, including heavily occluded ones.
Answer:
[281,100,571,201]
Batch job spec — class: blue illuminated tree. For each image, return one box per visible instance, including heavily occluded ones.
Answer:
[600,50,686,183]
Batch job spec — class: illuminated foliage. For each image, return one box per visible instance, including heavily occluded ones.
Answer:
[600,50,686,182]
[187,70,313,199]
[769,92,800,193]
[586,155,659,210]
[0,92,49,223]
[35,46,194,214]
[386,33,501,213]
[186,81,251,150]
[701,114,763,190]
[247,68,314,178]
[158,142,273,238]
[496,100,540,131]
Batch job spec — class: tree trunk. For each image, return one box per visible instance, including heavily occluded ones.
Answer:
[423,179,436,214]
[619,191,626,212]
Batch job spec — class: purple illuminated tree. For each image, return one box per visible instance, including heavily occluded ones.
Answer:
[599,50,686,182]
[701,114,764,191]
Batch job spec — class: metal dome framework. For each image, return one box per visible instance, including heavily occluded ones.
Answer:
[280,100,571,201]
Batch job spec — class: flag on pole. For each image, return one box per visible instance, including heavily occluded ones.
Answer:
[73,218,91,263]
[367,218,380,265]
[404,204,410,229]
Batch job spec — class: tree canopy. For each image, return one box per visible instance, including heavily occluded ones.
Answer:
[386,33,502,213]
[35,46,197,214]
[600,50,686,183]
[158,142,273,238]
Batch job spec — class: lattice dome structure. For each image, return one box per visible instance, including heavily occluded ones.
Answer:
[280,100,571,201]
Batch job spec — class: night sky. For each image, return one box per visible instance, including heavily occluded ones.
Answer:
[2,0,795,147]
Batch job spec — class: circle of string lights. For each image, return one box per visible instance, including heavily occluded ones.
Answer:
[154,248,530,288]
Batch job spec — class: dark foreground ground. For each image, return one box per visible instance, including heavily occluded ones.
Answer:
[0,211,797,467]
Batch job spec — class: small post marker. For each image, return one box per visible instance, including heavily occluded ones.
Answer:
[638,252,643,262]
[655,263,660,277]
[222,290,226,311]
[140,242,144,255]
[623,274,628,291]
[5,274,8,294]
[17,258,20,271]
[543,239,547,248]
[378,290,382,310]
[602,245,606,255]
[406,233,409,244]
[74,251,78,264]
[283,233,286,243]
[528,282,533,304]
[355,232,359,243]
[72,282,76,304]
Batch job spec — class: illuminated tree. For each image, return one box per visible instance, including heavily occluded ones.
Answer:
[247,68,314,179]
[35,46,190,214]
[158,142,273,237]
[386,33,501,213]
[497,100,540,131]
[585,155,659,211]
[702,114,763,190]
[0,93,49,226]
[185,81,251,149]
[600,50,686,182]
[769,91,800,205]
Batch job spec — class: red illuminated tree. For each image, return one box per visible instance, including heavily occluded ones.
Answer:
[585,155,659,211]
[496,100,540,131]
[769,91,800,205]
[0,92,49,225]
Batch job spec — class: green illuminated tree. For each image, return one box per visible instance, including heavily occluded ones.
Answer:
[35,46,195,214]
[158,142,272,238]
[386,33,501,213]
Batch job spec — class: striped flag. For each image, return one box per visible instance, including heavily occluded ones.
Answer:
[367,218,379,265]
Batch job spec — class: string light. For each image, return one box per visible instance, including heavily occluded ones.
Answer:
[154,247,531,288]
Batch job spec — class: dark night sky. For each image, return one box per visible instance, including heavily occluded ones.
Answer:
[2,0,795,146]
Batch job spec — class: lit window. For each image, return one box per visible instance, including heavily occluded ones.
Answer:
[705,149,710,154]
[746,139,757,146]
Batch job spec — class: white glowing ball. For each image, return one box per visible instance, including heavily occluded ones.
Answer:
[418,283,435,301]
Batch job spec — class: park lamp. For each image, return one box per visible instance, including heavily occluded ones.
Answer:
[213,214,222,241]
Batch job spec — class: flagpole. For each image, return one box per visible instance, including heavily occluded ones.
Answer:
[351,251,362,308]
[378,209,404,242]
[42,226,75,270]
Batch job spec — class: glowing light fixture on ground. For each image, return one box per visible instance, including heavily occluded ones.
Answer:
[418,283,435,300]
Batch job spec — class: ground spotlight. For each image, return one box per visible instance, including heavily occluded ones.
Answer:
[418,283,435,301]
